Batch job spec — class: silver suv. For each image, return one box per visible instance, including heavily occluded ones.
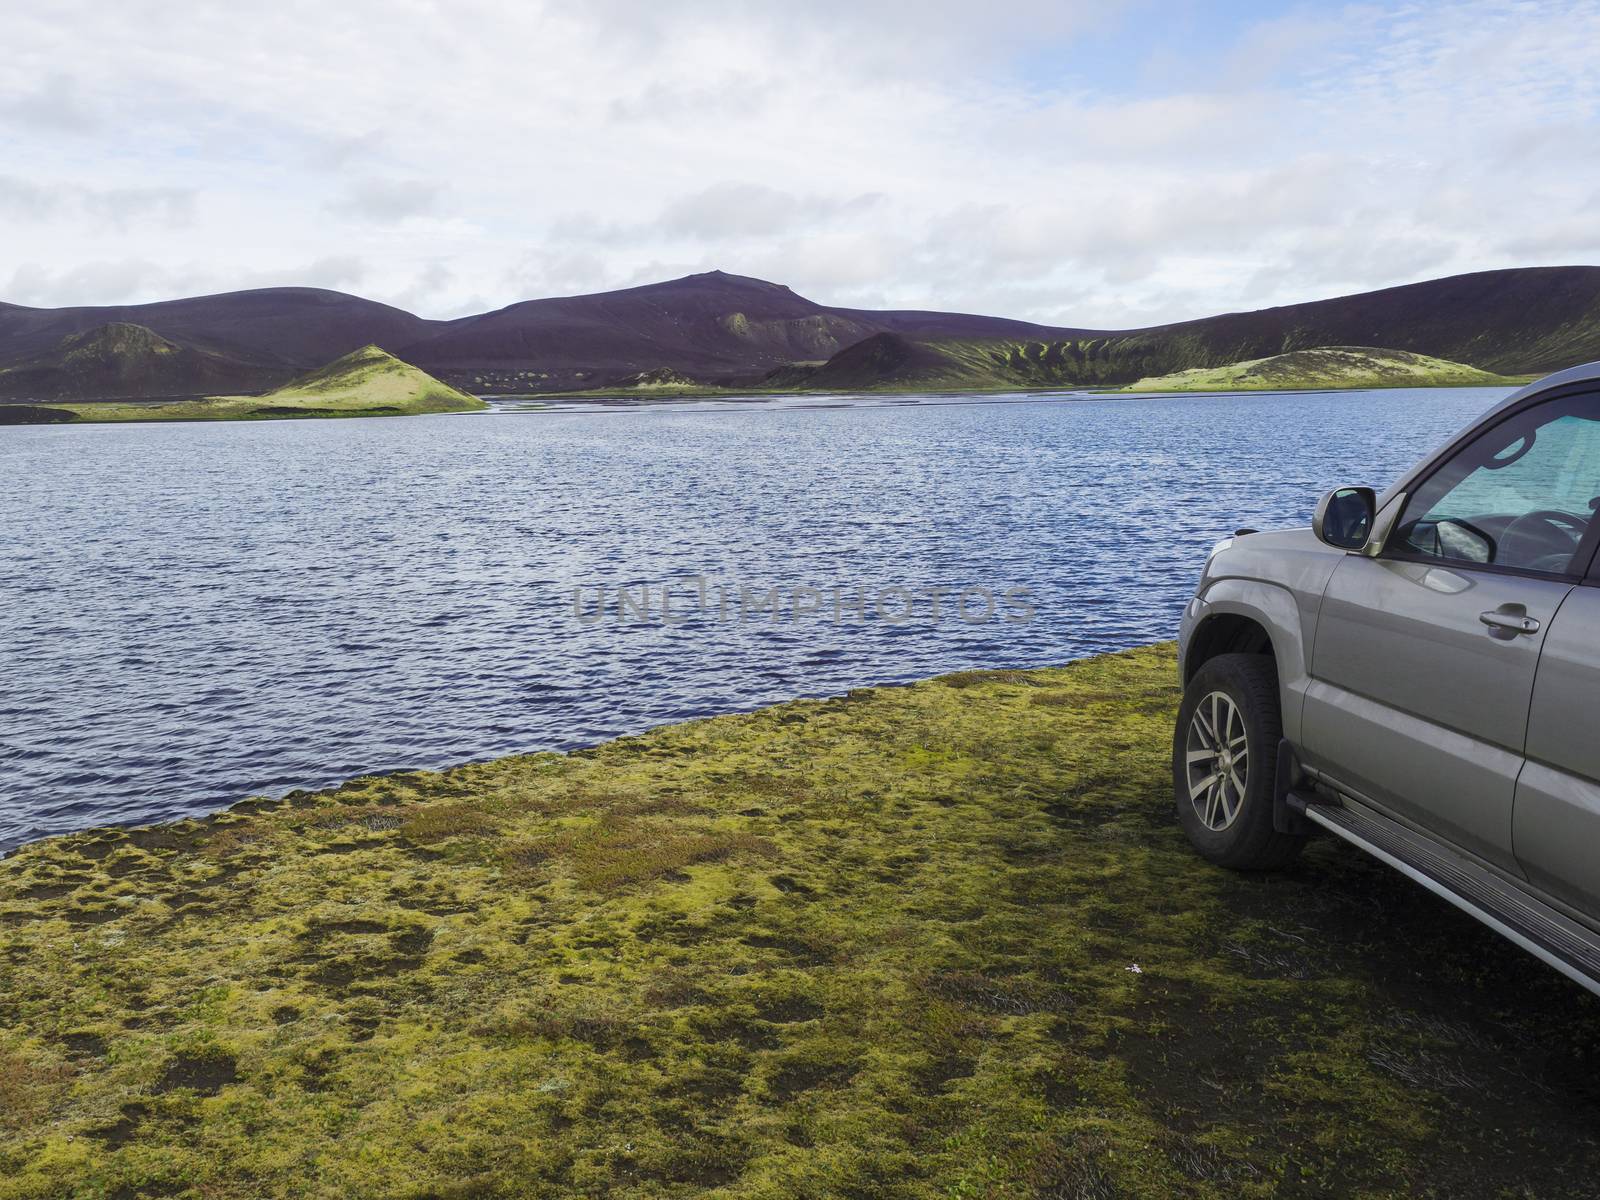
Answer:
[1176,362,1600,994]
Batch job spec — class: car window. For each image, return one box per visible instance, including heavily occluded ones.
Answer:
[1395,392,1600,575]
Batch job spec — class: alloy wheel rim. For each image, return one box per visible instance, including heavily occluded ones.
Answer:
[1185,691,1249,831]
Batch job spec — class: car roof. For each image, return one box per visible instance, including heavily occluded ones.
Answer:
[1485,359,1600,420]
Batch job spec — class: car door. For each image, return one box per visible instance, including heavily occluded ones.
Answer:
[1301,388,1600,874]
[1516,573,1600,920]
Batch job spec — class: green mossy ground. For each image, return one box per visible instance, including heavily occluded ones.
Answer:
[2,645,1599,1198]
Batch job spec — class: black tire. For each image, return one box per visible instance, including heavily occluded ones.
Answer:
[1173,653,1305,870]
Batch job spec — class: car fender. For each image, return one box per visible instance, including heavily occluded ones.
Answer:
[1193,577,1315,743]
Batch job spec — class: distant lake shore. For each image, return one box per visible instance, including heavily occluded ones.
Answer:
[0,346,1535,426]
[487,380,1511,415]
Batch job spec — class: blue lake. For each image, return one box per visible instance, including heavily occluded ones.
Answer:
[0,386,1513,851]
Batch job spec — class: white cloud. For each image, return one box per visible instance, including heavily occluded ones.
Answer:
[5,260,173,308]
[0,177,194,229]
[82,187,196,230]
[330,178,445,222]
[0,0,1597,325]
[659,184,883,240]
[0,177,53,220]
[0,73,102,134]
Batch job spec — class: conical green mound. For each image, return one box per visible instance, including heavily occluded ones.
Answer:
[247,344,484,413]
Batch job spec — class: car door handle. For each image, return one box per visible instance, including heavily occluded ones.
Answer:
[1480,607,1541,637]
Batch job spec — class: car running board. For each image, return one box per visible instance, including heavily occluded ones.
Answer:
[1287,791,1600,997]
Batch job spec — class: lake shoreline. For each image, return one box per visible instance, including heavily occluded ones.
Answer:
[495,377,1523,407]
[0,379,1525,426]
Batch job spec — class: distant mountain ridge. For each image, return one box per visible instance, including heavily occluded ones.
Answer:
[2,266,1598,401]
[0,287,432,366]
[384,271,1094,393]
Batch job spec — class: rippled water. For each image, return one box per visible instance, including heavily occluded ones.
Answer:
[0,387,1512,850]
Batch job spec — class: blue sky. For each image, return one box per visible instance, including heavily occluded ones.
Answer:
[1012,1,1298,95]
[3,0,1599,326]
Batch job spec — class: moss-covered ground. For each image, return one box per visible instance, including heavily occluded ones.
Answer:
[3,645,1599,1198]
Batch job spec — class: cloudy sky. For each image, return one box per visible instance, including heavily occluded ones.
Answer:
[4,0,1599,327]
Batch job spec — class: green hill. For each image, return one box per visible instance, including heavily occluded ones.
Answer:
[1120,346,1531,392]
[42,346,486,424]
[240,344,486,414]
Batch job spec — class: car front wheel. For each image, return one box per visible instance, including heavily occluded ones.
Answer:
[1173,653,1305,870]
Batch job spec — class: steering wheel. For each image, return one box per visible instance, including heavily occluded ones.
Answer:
[1499,509,1590,570]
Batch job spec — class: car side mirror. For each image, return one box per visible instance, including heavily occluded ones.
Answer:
[1314,486,1377,551]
